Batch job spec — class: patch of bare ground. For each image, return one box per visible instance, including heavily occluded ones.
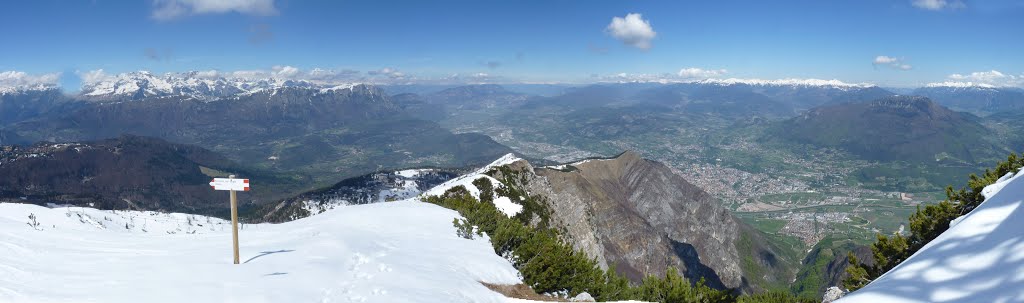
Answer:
[480,282,566,302]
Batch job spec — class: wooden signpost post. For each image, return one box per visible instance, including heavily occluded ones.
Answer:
[210,175,250,264]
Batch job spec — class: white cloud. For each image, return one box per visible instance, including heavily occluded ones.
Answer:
[194,70,220,79]
[367,68,407,79]
[79,70,111,84]
[700,78,875,88]
[226,66,353,82]
[593,72,874,87]
[949,70,1005,82]
[271,65,300,78]
[591,68,728,83]
[873,56,899,64]
[430,73,510,85]
[873,55,912,71]
[228,70,269,79]
[606,13,657,50]
[306,68,358,81]
[677,68,728,79]
[911,0,966,10]
[930,70,1024,87]
[151,0,278,21]
[79,69,113,84]
[0,71,62,88]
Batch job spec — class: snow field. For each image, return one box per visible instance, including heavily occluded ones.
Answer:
[0,201,522,303]
[839,168,1024,302]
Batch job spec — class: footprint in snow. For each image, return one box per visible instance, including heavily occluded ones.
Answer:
[354,272,374,280]
[349,253,370,271]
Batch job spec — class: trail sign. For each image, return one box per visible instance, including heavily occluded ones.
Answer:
[209,175,248,264]
[210,178,250,191]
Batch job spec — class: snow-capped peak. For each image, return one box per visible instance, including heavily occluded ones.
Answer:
[923,81,999,89]
[79,70,361,101]
[697,78,876,89]
[0,70,61,95]
[482,153,523,171]
[0,83,59,95]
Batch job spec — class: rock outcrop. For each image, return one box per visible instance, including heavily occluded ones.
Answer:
[494,151,792,292]
[821,286,845,303]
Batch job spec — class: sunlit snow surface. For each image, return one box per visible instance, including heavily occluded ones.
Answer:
[0,153,648,303]
[0,201,522,303]
[839,169,1024,303]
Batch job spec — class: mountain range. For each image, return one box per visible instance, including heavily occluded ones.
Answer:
[771,95,1002,163]
[78,71,355,102]
[3,74,1024,300]
[2,80,512,182]
[913,85,1024,115]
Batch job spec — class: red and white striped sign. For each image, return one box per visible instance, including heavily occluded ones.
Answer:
[210,178,250,191]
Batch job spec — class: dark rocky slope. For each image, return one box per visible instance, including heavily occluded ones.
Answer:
[494,151,794,292]
[0,135,306,217]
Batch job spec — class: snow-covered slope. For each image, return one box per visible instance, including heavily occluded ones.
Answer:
[0,84,58,95]
[0,201,522,303]
[839,168,1024,303]
[423,153,525,217]
[79,71,358,101]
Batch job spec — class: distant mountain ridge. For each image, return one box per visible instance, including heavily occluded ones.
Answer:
[79,71,360,102]
[425,84,529,109]
[0,135,305,216]
[0,87,71,127]
[517,82,894,114]
[912,85,1024,115]
[771,95,1000,163]
[3,83,513,182]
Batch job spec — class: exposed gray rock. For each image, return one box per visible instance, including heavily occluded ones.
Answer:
[822,286,845,303]
[570,292,596,302]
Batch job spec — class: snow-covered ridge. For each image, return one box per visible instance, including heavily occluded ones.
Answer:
[839,167,1024,303]
[9,203,230,234]
[0,84,59,95]
[696,78,876,88]
[423,153,525,217]
[543,157,613,170]
[290,168,449,220]
[79,70,361,101]
[597,77,876,89]
[923,81,1000,89]
[0,71,61,94]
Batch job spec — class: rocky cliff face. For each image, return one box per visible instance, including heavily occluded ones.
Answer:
[493,151,791,292]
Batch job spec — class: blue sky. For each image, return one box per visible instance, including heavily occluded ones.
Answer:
[1,0,1022,88]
